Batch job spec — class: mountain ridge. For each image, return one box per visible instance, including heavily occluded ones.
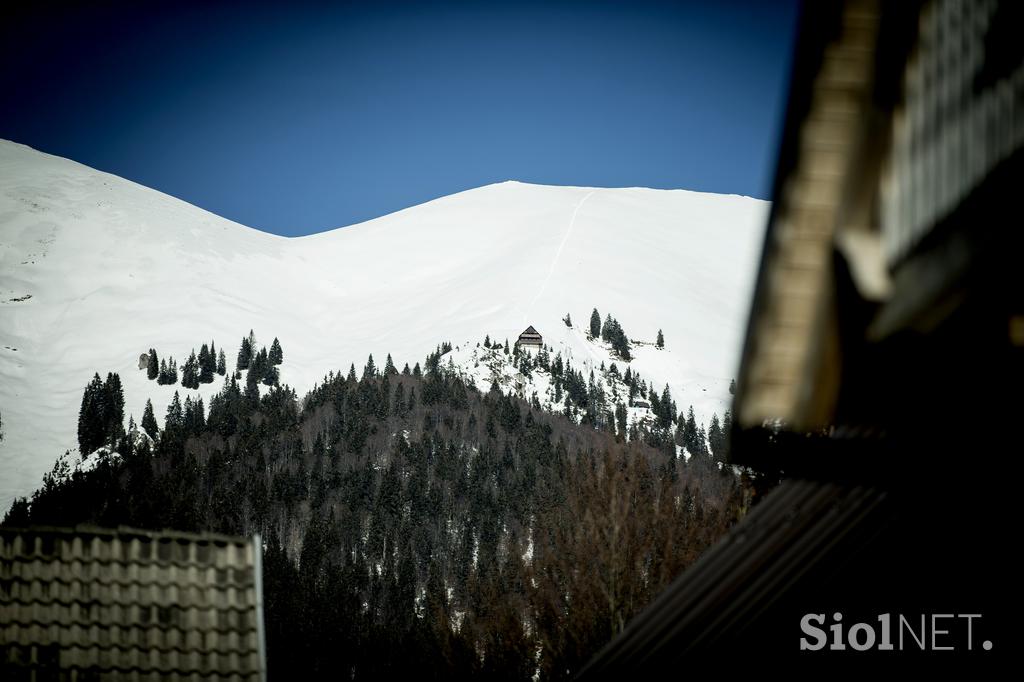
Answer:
[0,139,768,507]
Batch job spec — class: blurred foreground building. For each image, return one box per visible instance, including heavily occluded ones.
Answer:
[0,526,266,681]
[583,0,1021,673]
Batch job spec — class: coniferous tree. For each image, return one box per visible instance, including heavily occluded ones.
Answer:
[720,410,733,461]
[680,406,698,453]
[157,358,168,385]
[504,339,510,355]
[656,329,664,349]
[257,347,270,378]
[243,373,261,407]
[384,354,397,376]
[564,313,573,327]
[412,362,422,377]
[168,358,178,385]
[183,396,194,435]
[269,337,284,365]
[237,333,254,371]
[198,344,210,376]
[604,317,631,361]
[649,387,661,416]
[590,308,601,338]
[363,354,377,380]
[164,391,184,436]
[104,373,125,446]
[610,326,624,359]
[146,349,158,380]
[184,396,207,435]
[675,409,686,448]
[77,373,106,454]
[182,351,199,389]
[247,349,263,391]
[658,384,674,429]
[263,362,279,387]
[708,414,726,462]
[141,399,159,439]
[347,363,357,382]
[402,363,411,376]
[76,372,125,453]
[217,349,227,376]
[199,343,215,383]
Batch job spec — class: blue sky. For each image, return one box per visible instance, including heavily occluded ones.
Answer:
[0,1,798,236]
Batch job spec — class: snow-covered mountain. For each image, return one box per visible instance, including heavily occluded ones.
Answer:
[0,139,768,508]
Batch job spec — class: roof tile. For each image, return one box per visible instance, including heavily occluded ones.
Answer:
[0,526,265,681]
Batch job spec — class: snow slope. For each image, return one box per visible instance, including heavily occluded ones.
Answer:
[0,140,768,508]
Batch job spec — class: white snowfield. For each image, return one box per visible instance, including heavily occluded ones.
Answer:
[0,139,768,509]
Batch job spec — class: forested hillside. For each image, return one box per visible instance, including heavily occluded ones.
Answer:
[5,347,750,679]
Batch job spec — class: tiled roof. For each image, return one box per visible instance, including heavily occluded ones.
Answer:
[0,525,266,681]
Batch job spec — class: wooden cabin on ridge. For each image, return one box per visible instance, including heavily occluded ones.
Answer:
[516,326,542,349]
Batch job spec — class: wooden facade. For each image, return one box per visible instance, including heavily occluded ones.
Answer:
[516,326,542,348]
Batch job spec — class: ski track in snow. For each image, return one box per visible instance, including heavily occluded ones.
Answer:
[522,190,596,326]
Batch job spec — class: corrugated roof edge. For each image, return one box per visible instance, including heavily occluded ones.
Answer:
[0,525,251,547]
